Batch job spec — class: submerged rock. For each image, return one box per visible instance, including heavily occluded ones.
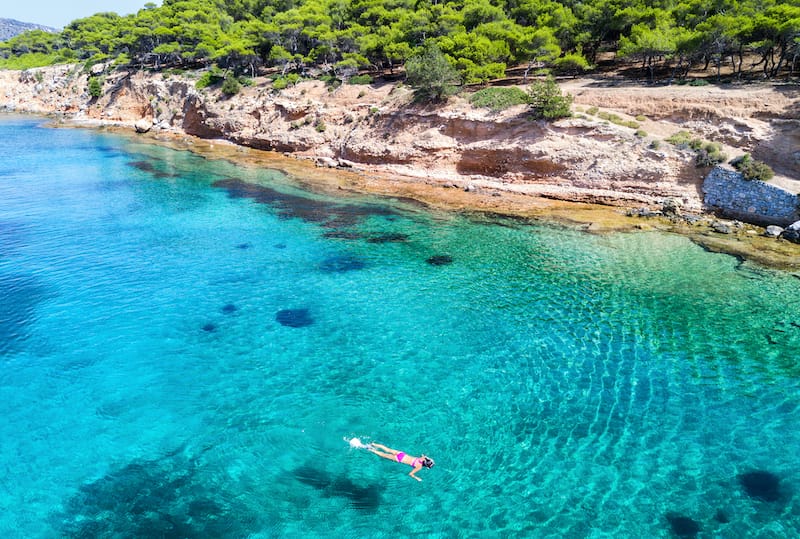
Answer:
[426,254,453,266]
[221,304,237,314]
[739,470,782,502]
[665,513,700,538]
[366,233,409,244]
[319,254,365,273]
[276,308,313,328]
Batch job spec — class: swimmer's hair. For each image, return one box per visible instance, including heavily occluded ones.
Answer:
[422,457,435,468]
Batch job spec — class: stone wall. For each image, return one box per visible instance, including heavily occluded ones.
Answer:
[702,167,799,226]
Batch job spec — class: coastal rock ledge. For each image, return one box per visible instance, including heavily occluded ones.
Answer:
[1,65,799,228]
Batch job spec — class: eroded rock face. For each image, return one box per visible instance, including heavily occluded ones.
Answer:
[1,66,797,215]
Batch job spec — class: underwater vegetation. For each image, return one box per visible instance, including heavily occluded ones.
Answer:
[0,273,47,355]
[292,465,382,512]
[127,159,180,179]
[56,451,257,538]
[212,178,396,229]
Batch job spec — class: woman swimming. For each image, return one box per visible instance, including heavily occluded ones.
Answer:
[367,442,435,481]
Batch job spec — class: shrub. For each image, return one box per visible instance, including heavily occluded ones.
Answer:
[272,77,288,90]
[87,76,103,98]
[688,138,703,151]
[689,79,709,86]
[196,68,224,89]
[731,154,774,181]
[635,115,647,122]
[695,142,727,167]
[635,129,647,138]
[469,86,529,111]
[221,74,241,96]
[348,74,373,85]
[285,73,302,85]
[586,106,599,115]
[528,77,573,120]
[666,130,693,148]
[552,52,591,76]
[649,140,662,150]
[315,120,326,132]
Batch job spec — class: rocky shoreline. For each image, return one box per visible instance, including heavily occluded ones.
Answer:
[1,65,799,269]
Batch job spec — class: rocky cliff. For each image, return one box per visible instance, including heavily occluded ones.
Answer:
[1,65,798,217]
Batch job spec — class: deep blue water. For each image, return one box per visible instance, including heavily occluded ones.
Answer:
[1,115,799,538]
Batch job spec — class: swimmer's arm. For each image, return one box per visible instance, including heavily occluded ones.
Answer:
[409,466,423,481]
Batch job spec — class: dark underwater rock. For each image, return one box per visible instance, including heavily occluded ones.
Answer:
[714,509,730,523]
[235,243,252,250]
[366,233,409,244]
[426,254,453,266]
[56,451,257,539]
[322,230,364,240]
[276,308,313,328]
[201,323,217,332]
[212,177,397,228]
[221,303,238,314]
[665,513,700,538]
[739,470,782,502]
[319,254,366,273]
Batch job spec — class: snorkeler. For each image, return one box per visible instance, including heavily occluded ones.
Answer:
[367,442,434,481]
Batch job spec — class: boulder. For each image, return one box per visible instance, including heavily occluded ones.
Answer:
[661,198,681,215]
[781,221,800,243]
[765,225,783,238]
[134,119,152,134]
[712,221,732,234]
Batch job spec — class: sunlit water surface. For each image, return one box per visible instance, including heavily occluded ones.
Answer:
[1,116,799,538]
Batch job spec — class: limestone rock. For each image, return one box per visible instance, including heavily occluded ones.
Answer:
[134,119,152,133]
[712,221,732,234]
[765,225,784,238]
[781,220,800,243]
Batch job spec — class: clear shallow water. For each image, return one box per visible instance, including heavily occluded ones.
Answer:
[1,115,799,538]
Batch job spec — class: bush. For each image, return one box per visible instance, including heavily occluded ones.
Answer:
[688,79,709,86]
[348,74,373,85]
[695,142,727,167]
[649,140,662,150]
[635,129,647,138]
[730,154,774,181]
[315,119,326,132]
[635,115,647,122]
[87,76,103,98]
[196,68,224,89]
[272,77,289,90]
[221,75,241,96]
[469,86,529,111]
[666,130,693,148]
[528,77,573,120]
[552,52,591,76]
[586,106,599,115]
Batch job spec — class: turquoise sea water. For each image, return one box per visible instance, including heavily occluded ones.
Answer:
[1,115,799,538]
